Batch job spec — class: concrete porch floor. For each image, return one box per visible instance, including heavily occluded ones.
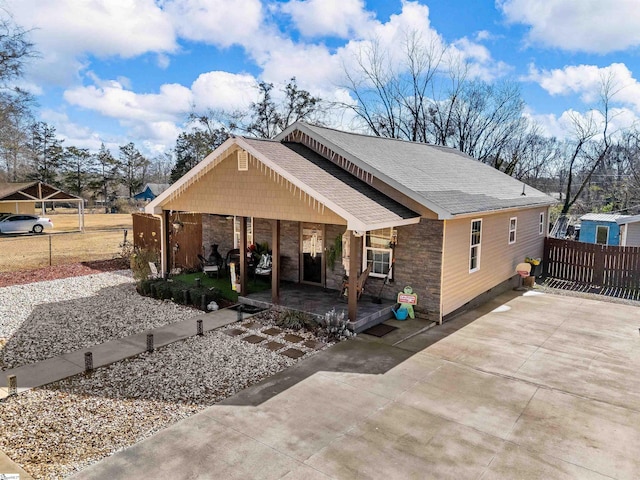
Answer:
[239,282,398,332]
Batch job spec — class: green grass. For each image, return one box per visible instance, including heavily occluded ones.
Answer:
[173,272,271,302]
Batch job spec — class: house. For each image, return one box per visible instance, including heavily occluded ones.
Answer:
[146,122,555,329]
[616,214,640,247]
[578,213,630,246]
[133,183,171,202]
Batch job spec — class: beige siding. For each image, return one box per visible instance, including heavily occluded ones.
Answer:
[441,207,546,316]
[624,223,640,246]
[163,152,347,226]
[0,201,35,214]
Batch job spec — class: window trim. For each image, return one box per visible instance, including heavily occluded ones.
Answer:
[363,228,394,278]
[469,218,482,273]
[539,212,545,235]
[595,225,609,245]
[508,217,517,244]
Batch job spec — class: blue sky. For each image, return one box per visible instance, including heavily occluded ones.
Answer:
[5,0,640,157]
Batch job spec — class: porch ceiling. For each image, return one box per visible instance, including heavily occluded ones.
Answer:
[147,137,421,231]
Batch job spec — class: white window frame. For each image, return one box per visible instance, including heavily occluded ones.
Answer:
[595,225,609,245]
[539,212,545,235]
[363,228,394,278]
[508,217,517,244]
[469,219,482,273]
[233,216,254,248]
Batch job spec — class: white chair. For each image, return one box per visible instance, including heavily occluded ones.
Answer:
[148,262,160,279]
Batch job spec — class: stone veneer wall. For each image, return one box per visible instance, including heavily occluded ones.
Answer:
[202,214,234,259]
[387,218,444,322]
[253,218,300,283]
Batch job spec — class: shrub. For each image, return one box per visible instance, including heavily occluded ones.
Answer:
[130,248,159,282]
[275,309,317,331]
[319,309,355,342]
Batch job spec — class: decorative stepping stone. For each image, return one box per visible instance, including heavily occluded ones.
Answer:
[242,322,261,330]
[303,340,325,350]
[263,341,285,351]
[243,335,266,344]
[225,328,245,337]
[283,333,304,343]
[280,348,305,359]
[262,327,282,336]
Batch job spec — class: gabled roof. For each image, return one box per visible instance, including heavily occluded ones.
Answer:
[0,181,81,202]
[146,183,171,196]
[134,183,171,199]
[277,123,556,219]
[147,137,421,231]
[580,213,630,223]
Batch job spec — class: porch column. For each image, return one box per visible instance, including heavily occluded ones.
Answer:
[239,215,248,295]
[348,230,359,323]
[271,219,280,304]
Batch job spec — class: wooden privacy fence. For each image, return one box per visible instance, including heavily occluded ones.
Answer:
[544,237,640,289]
[132,212,203,271]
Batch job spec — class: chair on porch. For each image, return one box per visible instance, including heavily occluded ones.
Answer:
[253,253,272,280]
[340,263,372,300]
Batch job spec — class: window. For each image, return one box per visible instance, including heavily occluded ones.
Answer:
[509,217,517,244]
[596,225,609,245]
[364,228,393,277]
[233,216,253,248]
[539,212,545,235]
[469,219,482,272]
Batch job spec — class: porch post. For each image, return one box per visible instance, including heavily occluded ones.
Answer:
[348,230,359,323]
[271,219,280,304]
[239,216,248,294]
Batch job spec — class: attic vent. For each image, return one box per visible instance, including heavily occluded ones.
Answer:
[238,150,248,171]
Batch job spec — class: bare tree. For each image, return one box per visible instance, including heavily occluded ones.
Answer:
[559,72,619,214]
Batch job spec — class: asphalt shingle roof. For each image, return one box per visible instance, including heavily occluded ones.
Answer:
[242,137,420,228]
[290,123,556,217]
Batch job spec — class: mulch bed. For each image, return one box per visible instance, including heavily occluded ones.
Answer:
[0,258,130,288]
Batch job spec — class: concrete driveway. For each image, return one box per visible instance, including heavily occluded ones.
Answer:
[74,290,640,479]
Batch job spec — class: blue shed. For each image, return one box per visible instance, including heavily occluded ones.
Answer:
[578,213,631,246]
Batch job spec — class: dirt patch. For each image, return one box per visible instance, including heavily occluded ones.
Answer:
[0,259,129,288]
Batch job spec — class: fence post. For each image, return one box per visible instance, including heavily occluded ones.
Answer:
[593,244,605,286]
[49,234,52,266]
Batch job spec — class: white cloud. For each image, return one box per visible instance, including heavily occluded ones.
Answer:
[39,110,107,151]
[191,71,258,112]
[527,63,640,111]
[161,0,263,47]
[63,77,193,123]
[7,0,177,85]
[498,0,640,53]
[281,0,375,38]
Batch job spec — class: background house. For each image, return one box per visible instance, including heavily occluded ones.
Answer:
[133,183,170,202]
[578,213,630,246]
[616,214,640,246]
[146,122,556,328]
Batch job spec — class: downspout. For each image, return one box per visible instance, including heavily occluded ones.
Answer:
[152,212,168,277]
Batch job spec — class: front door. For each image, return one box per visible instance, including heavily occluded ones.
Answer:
[301,223,324,285]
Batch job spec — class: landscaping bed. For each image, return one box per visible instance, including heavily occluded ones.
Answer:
[0,309,333,479]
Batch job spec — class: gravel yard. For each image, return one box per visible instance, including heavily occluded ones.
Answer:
[0,270,204,370]
[0,269,333,479]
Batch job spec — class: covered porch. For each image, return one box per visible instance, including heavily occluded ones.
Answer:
[239,282,397,332]
[146,137,420,325]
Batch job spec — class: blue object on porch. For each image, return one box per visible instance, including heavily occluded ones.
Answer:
[392,306,409,320]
